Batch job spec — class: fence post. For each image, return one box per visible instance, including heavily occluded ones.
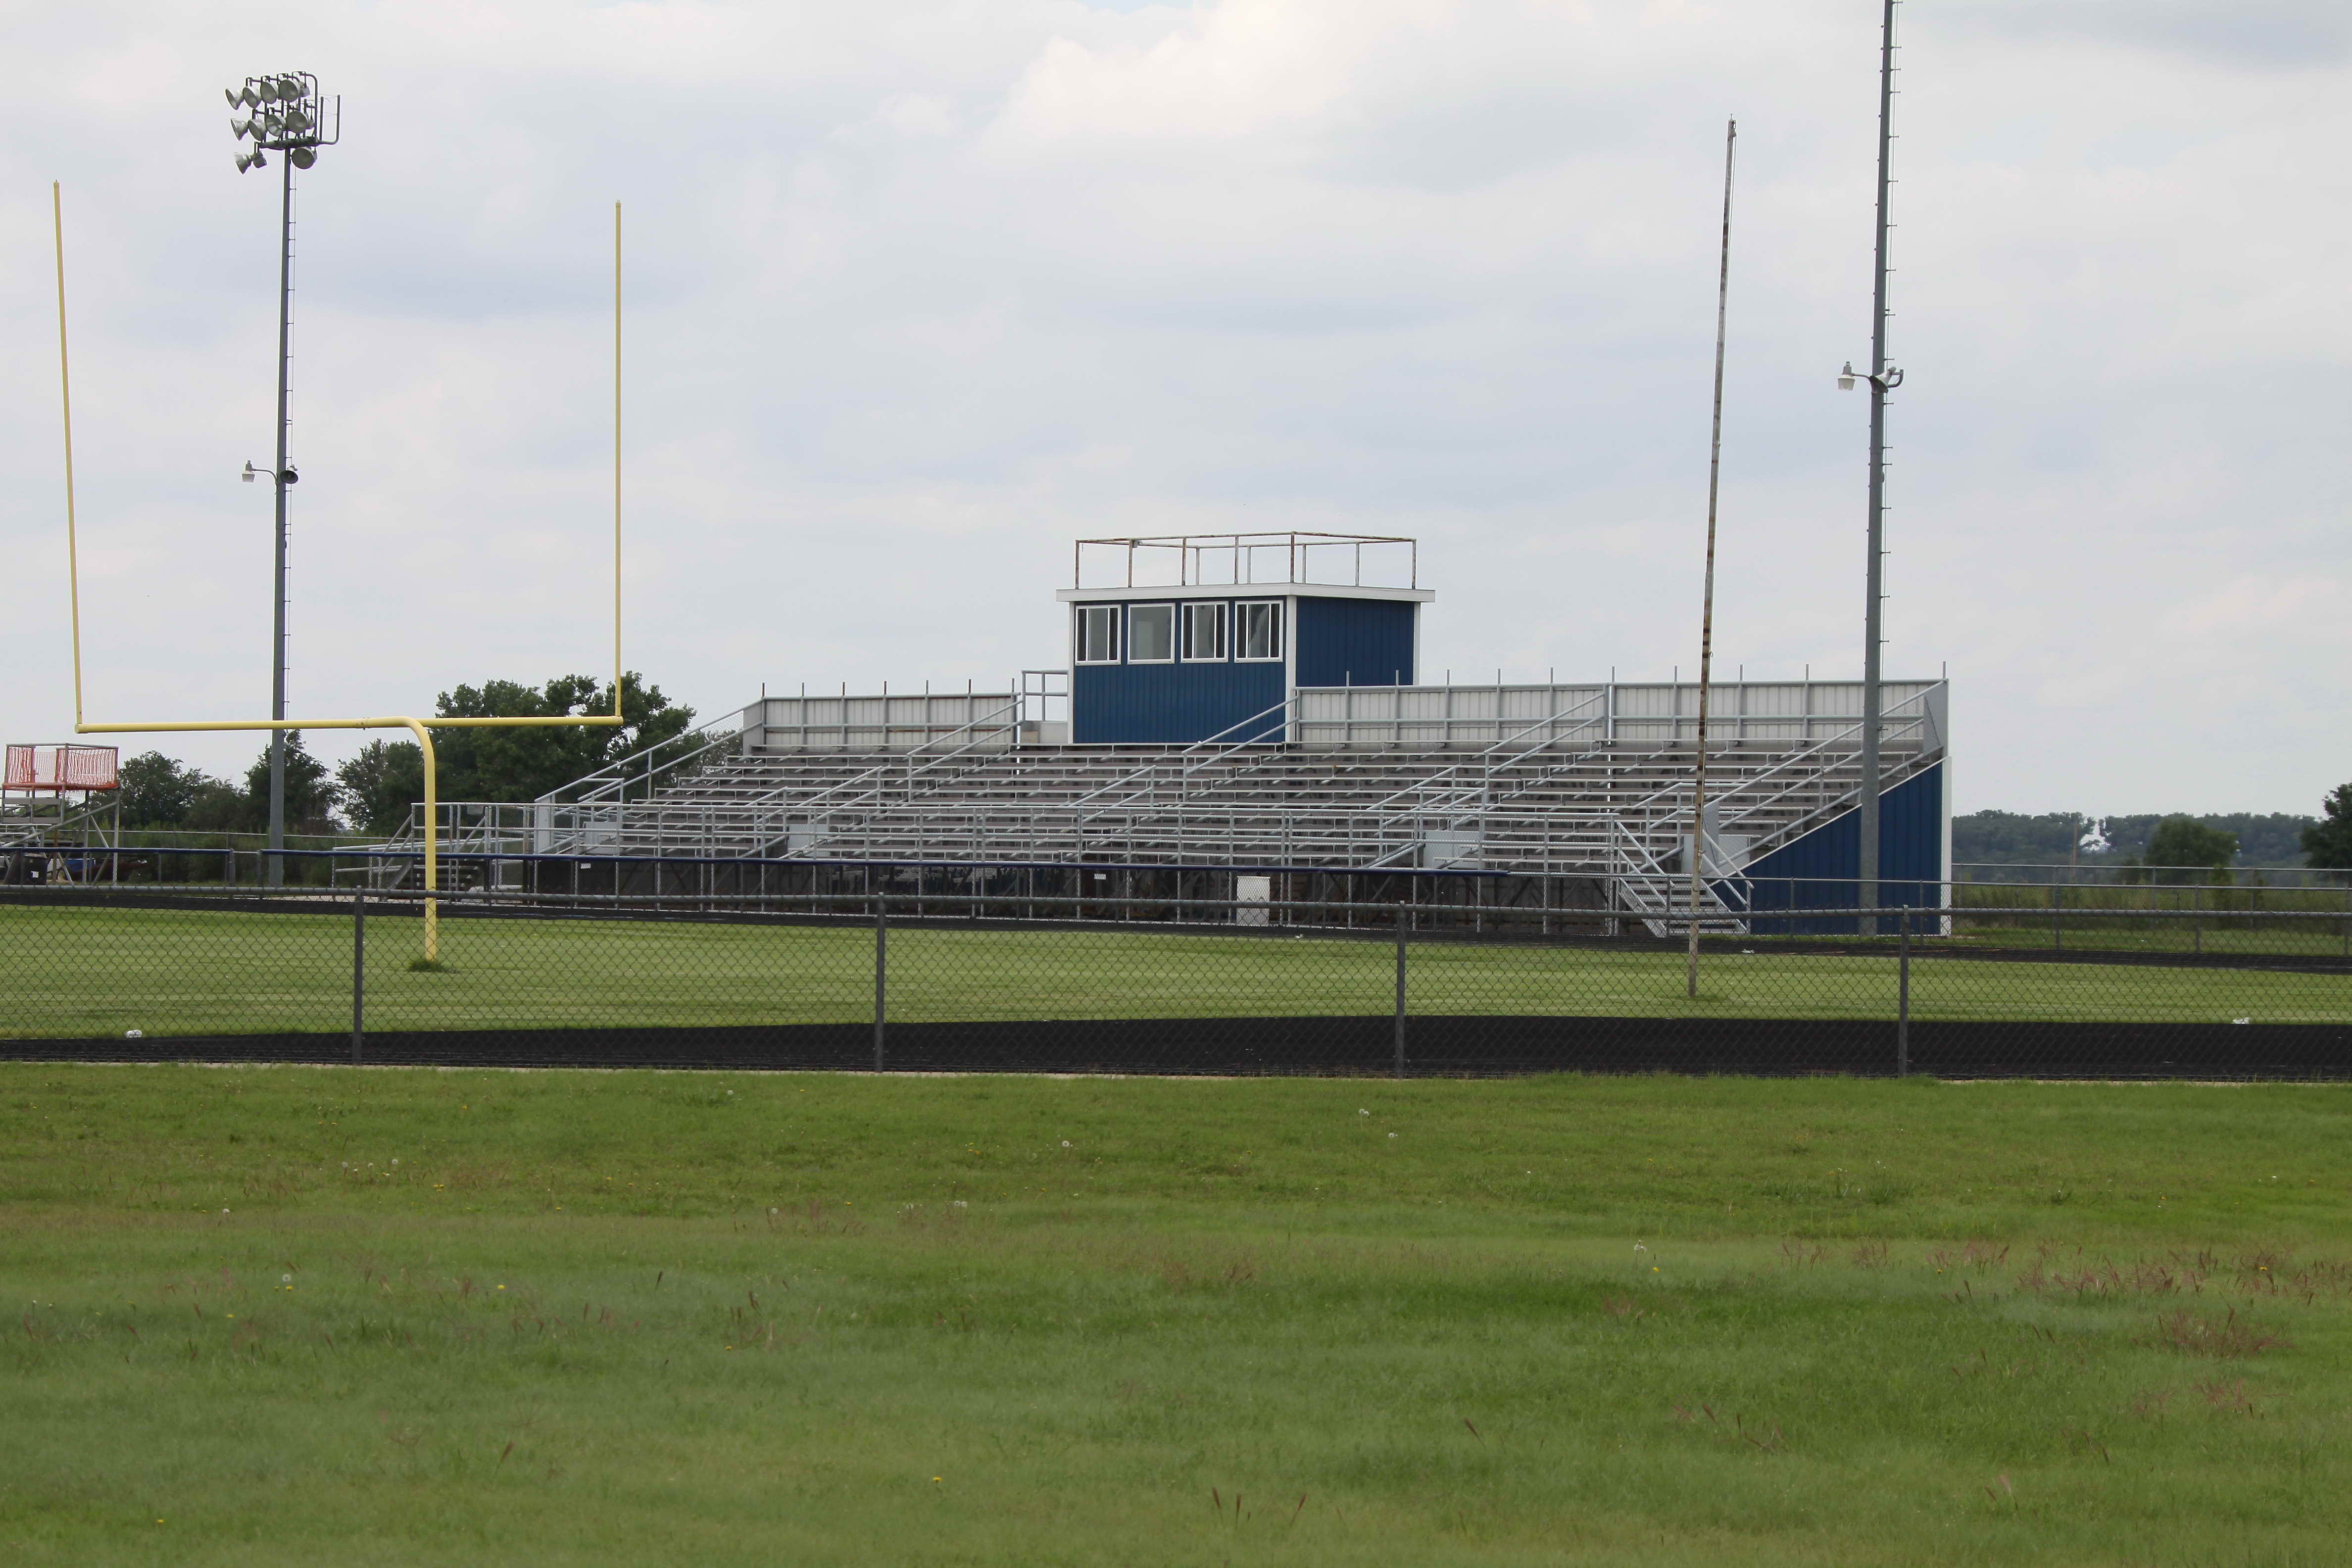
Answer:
[351,888,366,1065]
[873,897,887,1073]
[2193,885,2201,956]
[1394,915,1408,1079]
[1896,912,1910,1078]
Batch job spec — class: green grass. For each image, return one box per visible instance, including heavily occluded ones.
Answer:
[3,1064,2351,1564]
[3,904,2346,1039]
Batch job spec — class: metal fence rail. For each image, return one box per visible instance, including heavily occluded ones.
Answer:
[1,878,2345,1080]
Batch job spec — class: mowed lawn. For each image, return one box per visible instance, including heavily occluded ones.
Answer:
[2,904,2343,1038]
[2,1065,2351,1566]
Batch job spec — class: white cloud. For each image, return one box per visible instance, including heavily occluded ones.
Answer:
[0,0,2346,818]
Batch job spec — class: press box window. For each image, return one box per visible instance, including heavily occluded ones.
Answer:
[1076,604,1120,663]
[1181,602,1228,661]
[1127,603,1176,663]
[1237,600,1283,661]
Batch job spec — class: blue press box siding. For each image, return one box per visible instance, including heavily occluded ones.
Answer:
[1293,597,1418,688]
[1072,659,1287,744]
[1736,762,1945,933]
[1071,594,1416,743]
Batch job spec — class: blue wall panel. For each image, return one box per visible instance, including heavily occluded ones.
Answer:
[1294,597,1416,687]
[1073,659,1286,744]
[1736,763,1944,933]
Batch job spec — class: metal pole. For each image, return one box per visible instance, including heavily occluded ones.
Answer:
[1394,915,1408,1079]
[267,154,295,886]
[1688,117,1737,1000]
[351,887,365,1064]
[1858,0,1898,937]
[1896,912,1910,1077]
[873,897,887,1072]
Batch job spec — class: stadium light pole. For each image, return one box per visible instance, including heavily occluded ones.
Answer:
[225,71,340,885]
[1839,0,1904,937]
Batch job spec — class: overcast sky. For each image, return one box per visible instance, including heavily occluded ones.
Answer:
[3,0,2346,815]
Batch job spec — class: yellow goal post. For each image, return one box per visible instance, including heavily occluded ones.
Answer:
[52,185,632,961]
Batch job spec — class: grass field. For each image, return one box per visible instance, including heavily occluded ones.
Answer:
[3,1064,2350,1565]
[3,904,2346,1040]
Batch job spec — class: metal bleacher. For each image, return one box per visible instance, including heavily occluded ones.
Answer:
[391,678,1949,933]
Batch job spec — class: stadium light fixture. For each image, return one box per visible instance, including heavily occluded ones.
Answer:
[224,70,340,884]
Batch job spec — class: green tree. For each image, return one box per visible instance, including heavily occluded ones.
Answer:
[2145,817,2237,883]
[115,751,208,828]
[183,777,258,834]
[239,732,343,834]
[336,739,428,837]
[431,672,696,804]
[2303,784,2352,871]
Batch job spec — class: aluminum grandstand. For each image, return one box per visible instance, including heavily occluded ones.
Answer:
[386,534,1951,933]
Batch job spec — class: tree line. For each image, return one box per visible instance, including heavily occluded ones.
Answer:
[1954,789,2352,877]
[111,674,695,838]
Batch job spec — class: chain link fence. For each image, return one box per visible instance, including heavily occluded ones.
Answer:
[4,852,2347,1078]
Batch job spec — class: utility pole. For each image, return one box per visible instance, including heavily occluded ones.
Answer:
[267,149,294,884]
[1688,118,1736,1001]
[1851,1,1904,935]
[226,72,339,885]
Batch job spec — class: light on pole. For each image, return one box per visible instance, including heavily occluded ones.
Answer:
[1839,0,1903,937]
[225,70,340,886]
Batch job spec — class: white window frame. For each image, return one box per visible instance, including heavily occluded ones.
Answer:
[1236,599,1284,662]
[1075,604,1121,664]
[1181,600,1229,662]
[1127,602,1177,663]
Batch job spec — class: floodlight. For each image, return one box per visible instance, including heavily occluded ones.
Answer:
[285,107,311,132]
[288,147,315,169]
[241,86,262,108]
[232,116,254,140]
[224,87,242,107]
[1837,361,1856,390]
[235,149,266,173]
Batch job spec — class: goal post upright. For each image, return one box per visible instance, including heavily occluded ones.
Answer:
[51,188,629,962]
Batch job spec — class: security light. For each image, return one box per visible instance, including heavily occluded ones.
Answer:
[1838,361,1857,390]
[242,461,258,483]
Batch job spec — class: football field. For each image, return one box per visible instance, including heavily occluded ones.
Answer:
[2,1064,2348,1565]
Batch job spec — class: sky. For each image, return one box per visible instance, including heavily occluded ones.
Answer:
[1,0,2346,815]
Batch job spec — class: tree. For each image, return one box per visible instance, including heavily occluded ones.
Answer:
[115,751,208,828]
[240,732,343,835]
[431,672,695,804]
[317,673,698,832]
[2145,817,2237,883]
[2304,784,2352,871]
[336,739,428,837]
